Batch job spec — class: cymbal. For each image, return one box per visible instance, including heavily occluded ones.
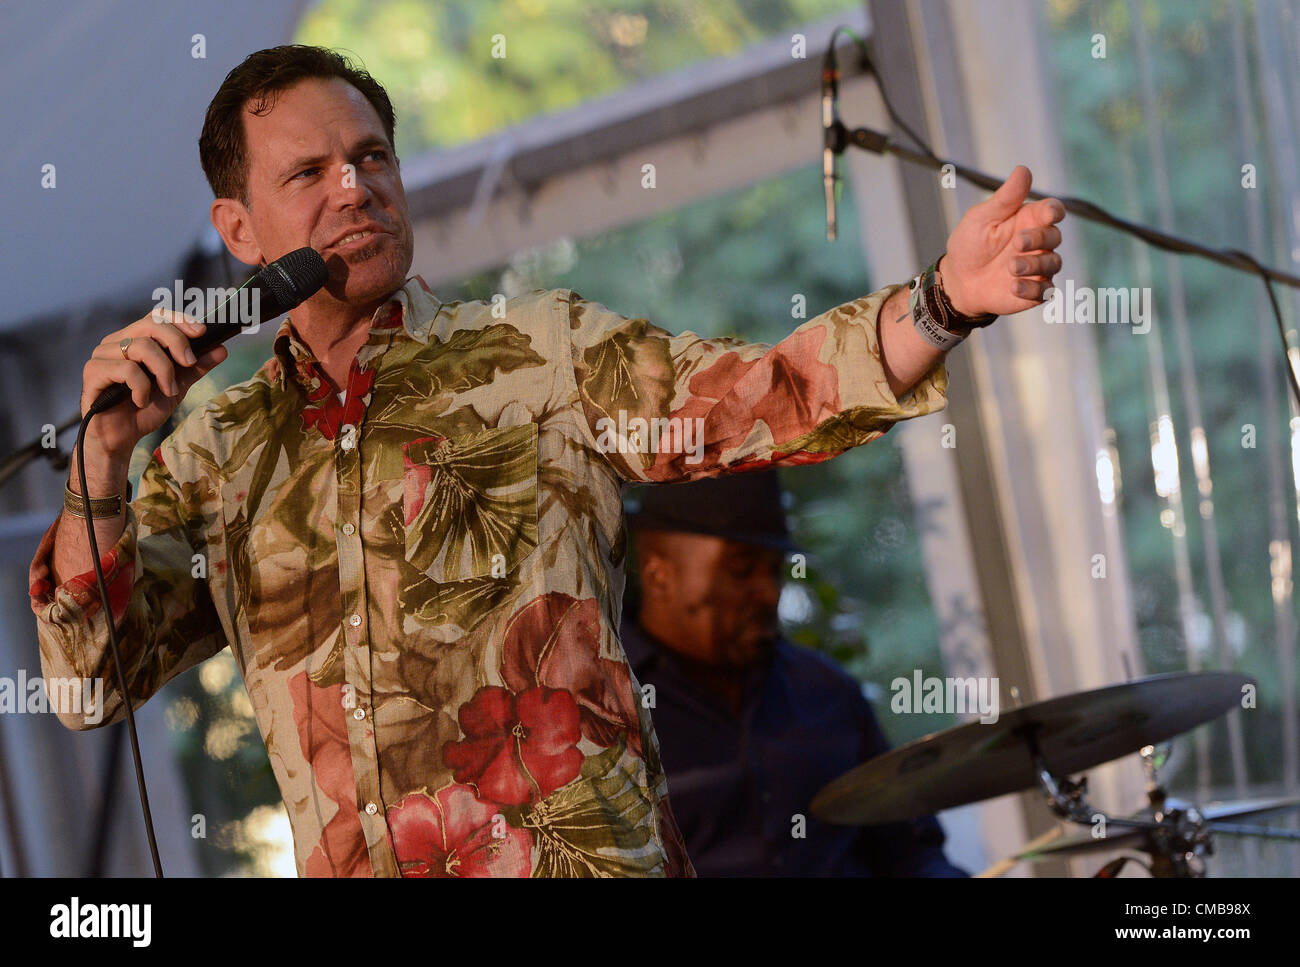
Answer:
[1014,794,1300,861]
[810,671,1252,825]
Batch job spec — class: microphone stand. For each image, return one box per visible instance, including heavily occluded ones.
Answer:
[0,413,81,488]
[824,116,1300,412]
[824,119,1300,299]
[0,414,82,877]
[0,413,139,877]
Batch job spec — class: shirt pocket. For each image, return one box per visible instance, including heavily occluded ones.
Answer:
[401,422,540,583]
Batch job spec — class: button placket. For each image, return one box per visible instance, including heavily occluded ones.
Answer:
[276,309,408,876]
[335,327,401,874]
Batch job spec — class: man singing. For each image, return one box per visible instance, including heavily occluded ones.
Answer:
[29,45,1064,877]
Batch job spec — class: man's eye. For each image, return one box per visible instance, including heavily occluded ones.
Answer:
[364,150,388,164]
[293,167,320,180]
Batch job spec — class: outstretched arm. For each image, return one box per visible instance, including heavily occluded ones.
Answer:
[878,164,1066,397]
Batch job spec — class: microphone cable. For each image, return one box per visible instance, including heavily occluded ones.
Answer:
[823,26,1300,410]
[74,403,164,877]
[68,247,326,878]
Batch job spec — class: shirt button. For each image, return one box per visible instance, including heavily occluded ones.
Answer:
[365,802,378,816]
[342,522,355,536]
[349,613,362,627]
[353,707,366,721]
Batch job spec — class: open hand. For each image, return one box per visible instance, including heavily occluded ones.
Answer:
[939,165,1066,319]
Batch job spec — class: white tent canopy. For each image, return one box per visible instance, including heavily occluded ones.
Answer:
[0,0,308,332]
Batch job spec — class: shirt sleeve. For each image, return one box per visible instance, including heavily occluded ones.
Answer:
[566,283,947,483]
[28,448,227,730]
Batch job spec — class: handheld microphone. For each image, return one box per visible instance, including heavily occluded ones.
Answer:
[89,247,328,415]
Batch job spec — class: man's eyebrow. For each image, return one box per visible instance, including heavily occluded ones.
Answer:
[278,137,393,181]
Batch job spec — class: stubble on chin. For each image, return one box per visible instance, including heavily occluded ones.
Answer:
[325,237,412,304]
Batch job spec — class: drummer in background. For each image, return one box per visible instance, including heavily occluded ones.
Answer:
[621,470,966,877]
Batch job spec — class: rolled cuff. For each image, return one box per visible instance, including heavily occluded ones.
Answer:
[29,509,138,631]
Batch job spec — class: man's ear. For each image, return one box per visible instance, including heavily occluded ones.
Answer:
[210,196,264,267]
[639,551,674,600]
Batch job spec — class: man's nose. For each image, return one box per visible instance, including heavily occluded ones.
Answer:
[328,163,374,209]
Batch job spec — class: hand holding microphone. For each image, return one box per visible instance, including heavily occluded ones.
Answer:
[79,312,227,471]
[76,248,328,480]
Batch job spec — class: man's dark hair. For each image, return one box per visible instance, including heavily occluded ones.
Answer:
[199,44,397,204]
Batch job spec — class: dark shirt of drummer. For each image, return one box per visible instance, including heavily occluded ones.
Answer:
[623,619,967,877]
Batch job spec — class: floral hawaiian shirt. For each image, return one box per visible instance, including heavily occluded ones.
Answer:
[29,275,947,877]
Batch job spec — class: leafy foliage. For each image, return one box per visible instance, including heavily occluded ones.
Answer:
[297,0,856,155]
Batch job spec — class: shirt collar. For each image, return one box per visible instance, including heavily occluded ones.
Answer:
[271,274,443,389]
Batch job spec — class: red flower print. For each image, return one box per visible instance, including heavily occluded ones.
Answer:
[289,670,370,876]
[389,785,532,877]
[401,434,445,525]
[647,326,842,478]
[29,541,133,621]
[372,301,404,330]
[443,685,583,805]
[300,360,376,440]
[501,592,644,755]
